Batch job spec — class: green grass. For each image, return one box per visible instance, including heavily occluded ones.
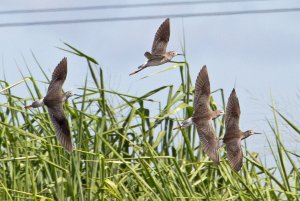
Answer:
[0,43,299,200]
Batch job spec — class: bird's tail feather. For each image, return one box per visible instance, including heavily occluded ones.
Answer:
[129,67,145,76]
[144,51,152,59]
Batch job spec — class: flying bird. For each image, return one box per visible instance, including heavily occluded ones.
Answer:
[25,58,79,152]
[129,18,182,76]
[223,88,261,171]
[173,66,224,164]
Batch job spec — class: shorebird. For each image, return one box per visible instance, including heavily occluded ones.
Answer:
[173,66,224,164]
[25,58,79,152]
[129,18,182,76]
[223,89,261,171]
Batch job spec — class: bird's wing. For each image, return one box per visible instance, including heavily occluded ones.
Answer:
[224,88,241,139]
[47,104,72,152]
[46,58,67,97]
[225,139,243,171]
[151,18,170,55]
[196,121,219,164]
[193,66,210,114]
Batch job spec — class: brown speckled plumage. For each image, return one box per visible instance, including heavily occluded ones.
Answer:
[130,18,181,75]
[224,89,260,171]
[26,58,73,152]
[44,58,72,152]
[192,66,221,165]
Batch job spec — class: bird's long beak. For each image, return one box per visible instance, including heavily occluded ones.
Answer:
[254,132,262,134]
[74,94,83,97]
[24,105,32,109]
[177,53,184,56]
[173,125,182,130]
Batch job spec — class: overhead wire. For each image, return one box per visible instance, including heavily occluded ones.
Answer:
[0,7,299,28]
[0,0,272,15]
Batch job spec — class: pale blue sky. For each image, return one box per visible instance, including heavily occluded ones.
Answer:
[0,0,300,159]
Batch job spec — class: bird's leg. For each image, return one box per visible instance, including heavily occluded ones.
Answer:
[129,66,147,76]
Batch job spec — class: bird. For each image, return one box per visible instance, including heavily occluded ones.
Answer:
[129,18,182,76]
[24,58,80,152]
[223,88,261,171]
[173,65,224,164]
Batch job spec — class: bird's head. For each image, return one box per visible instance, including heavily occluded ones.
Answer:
[65,91,75,99]
[242,130,261,140]
[173,117,193,130]
[169,51,183,58]
[212,110,225,120]
[64,91,82,99]
[217,110,225,116]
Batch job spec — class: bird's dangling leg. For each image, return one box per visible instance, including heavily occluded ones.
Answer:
[129,64,148,76]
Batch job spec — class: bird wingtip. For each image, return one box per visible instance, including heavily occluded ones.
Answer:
[233,165,242,172]
[66,147,73,153]
[59,57,67,65]
[63,143,73,153]
[201,65,208,72]
[230,88,238,98]
[212,156,220,165]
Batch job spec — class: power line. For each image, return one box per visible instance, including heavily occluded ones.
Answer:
[0,7,299,28]
[0,0,271,15]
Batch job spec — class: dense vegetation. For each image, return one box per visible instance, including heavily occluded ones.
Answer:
[0,44,299,200]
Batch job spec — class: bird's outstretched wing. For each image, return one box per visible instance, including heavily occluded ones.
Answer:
[193,65,211,115]
[46,57,67,97]
[196,122,219,164]
[151,18,170,55]
[225,139,243,171]
[48,104,73,152]
[224,88,241,140]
